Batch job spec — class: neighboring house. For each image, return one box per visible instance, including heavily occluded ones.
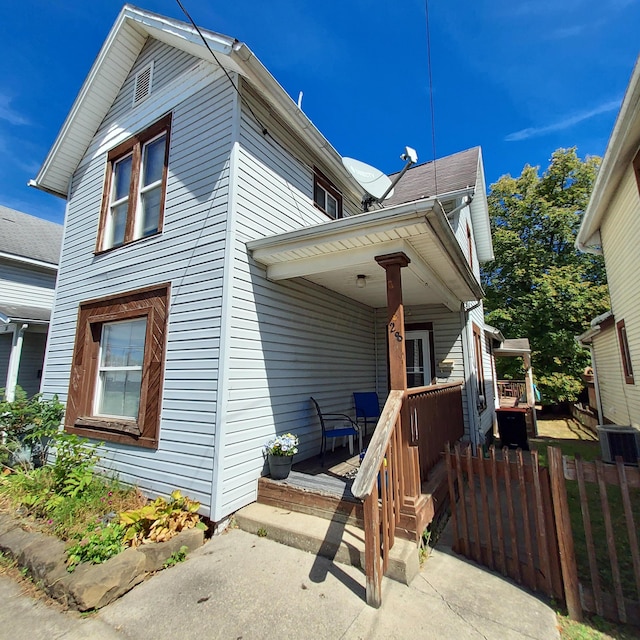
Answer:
[31,5,496,530]
[0,206,62,400]
[576,56,640,430]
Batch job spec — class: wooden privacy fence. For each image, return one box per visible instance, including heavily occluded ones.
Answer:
[445,443,640,626]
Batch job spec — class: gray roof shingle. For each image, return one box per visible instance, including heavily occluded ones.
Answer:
[383,147,480,207]
[0,205,63,266]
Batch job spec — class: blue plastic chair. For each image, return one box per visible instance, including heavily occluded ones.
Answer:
[310,397,361,465]
[353,392,381,438]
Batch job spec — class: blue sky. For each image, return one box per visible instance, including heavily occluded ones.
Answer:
[1,0,639,224]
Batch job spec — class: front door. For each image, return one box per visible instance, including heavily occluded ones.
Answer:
[405,330,433,388]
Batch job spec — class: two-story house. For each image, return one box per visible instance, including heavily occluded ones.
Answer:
[31,5,496,544]
[0,206,62,400]
[576,56,640,458]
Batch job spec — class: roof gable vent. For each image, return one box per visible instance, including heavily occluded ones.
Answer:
[133,62,154,107]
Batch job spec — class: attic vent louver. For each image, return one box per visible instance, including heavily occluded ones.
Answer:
[133,62,153,107]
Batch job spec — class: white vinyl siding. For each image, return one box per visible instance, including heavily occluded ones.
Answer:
[216,101,376,516]
[592,325,630,425]
[16,330,47,398]
[599,166,640,424]
[0,260,56,308]
[41,43,235,516]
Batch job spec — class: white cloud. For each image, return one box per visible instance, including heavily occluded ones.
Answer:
[0,94,29,126]
[505,99,621,142]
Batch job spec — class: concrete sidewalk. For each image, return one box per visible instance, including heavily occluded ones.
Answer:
[0,527,559,639]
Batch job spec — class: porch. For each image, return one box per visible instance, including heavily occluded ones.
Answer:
[246,199,482,606]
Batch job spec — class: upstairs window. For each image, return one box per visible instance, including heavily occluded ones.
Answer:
[313,169,343,219]
[617,319,635,385]
[98,114,171,252]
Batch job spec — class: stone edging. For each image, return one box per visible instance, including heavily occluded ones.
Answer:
[0,512,204,611]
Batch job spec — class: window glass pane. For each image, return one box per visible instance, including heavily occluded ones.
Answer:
[327,194,337,218]
[98,370,142,418]
[102,319,146,368]
[110,203,128,248]
[314,183,326,210]
[113,155,132,201]
[406,338,425,387]
[143,135,166,187]
[140,186,161,236]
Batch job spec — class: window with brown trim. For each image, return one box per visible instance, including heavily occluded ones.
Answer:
[633,149,640,196]
[313,169,343,219]
[466,222,474,269]
[65,284,170,448]
[472,323,486,411]
[617,319,634,385]
[97,114,171,252]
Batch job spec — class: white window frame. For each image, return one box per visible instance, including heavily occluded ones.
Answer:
[94,318,147,420]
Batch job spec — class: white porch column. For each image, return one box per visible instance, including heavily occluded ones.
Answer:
[523,353,538,435]
[5,323,28,401]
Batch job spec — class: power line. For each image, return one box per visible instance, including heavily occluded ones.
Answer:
[424,0,438,196]
[175,0,268,136]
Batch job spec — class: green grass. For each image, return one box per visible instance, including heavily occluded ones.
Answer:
[557,611,640,639]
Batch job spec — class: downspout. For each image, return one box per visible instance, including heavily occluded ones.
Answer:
[6,324,28,402]
[459,307,479,453]
[589,344,605,425]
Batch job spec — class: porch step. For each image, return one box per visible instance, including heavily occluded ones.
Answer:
[234,502,419,586]
[257,476,364,527]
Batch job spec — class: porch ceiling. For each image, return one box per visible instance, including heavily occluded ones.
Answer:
[247,200,483,311]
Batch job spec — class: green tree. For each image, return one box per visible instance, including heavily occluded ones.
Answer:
[482,148,609,403]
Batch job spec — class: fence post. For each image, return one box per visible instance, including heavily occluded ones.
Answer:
[548,446,582,622]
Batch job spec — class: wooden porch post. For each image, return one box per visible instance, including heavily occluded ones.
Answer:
[375,252,422,512]
[375,252,409,391]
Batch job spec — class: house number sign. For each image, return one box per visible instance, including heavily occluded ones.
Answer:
[388,321,403,342]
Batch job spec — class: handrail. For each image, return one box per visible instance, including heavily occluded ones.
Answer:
[405,381,463,396]
[352,390,403,500]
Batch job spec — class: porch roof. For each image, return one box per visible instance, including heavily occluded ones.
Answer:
[494,338,531,357]
[247,199,484,311]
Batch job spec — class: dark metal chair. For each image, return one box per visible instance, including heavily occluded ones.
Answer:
[353,391,381,438]
[310,397,361,465]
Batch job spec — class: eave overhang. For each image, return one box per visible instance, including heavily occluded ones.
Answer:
[31,4,363,203]
[248,199,484,311]
[577,55,640,252]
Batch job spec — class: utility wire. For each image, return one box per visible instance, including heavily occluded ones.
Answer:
[424,0,438,196]
[175,0,268,136]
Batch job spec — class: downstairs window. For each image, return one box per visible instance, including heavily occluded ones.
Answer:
[65,284,169,448]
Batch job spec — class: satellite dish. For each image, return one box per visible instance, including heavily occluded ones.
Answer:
[343,147,418,211]
[342,157,394,201]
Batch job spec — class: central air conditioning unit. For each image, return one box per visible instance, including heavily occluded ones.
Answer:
[597,424,640,464]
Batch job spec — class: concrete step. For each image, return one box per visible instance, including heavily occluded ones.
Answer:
[234,502,419,586]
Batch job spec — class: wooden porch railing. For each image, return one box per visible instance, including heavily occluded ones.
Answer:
[352,382,464,607]
[497,380,526,402]
[406,382,464,483]
[351,390,404,607]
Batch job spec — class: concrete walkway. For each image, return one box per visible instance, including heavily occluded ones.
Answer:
[1,527,559,640]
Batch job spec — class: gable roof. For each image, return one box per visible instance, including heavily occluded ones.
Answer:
[31,4,361,201]
[0,205,63,267]
[577,55,640,251]
[384,147,494,264]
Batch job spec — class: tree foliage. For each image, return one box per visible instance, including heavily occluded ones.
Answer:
[482,148,609,403]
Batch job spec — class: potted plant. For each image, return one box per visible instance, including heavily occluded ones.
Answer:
[264,433,299,480]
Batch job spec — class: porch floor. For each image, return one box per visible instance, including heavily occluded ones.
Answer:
[281,437,369,499]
